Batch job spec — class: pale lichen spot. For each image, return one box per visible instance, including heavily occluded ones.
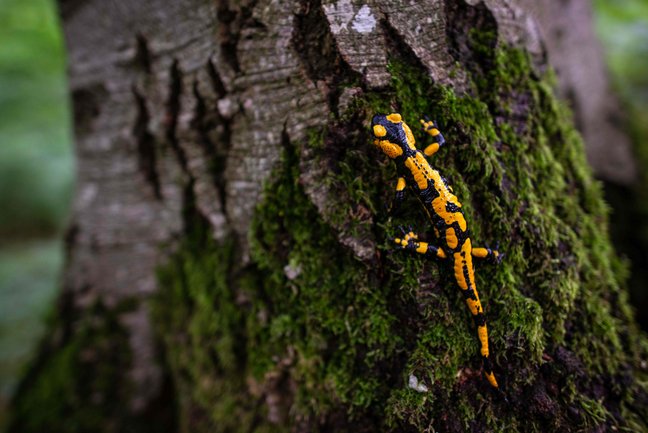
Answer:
[351,5,376,34]
[323,0,354,34]
[408,374,429,393]
[79,183,98,208]
[283,262,302,280]
[217,97,236,119]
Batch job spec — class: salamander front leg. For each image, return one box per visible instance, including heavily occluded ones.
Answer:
[388,177,407,216]
[394,230,448,260]
[419,117,446,158]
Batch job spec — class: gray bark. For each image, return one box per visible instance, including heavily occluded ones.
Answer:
[521,0,637,184]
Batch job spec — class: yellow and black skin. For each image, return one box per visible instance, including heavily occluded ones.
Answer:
[371,113,501,388]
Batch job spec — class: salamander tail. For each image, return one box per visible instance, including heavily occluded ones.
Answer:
[482,355,499,388]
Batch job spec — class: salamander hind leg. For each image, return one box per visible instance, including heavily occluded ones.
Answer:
[393,229,447,260]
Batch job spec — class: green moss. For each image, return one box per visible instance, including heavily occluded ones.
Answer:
[249,44,646,430]
[8,302,140,433]
[152,218,283,433]
[249,141,401,419]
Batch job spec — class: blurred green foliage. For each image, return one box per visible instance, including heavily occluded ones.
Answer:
[594,0,648,331]
[0,0,73,239]
[0,241,64,395]
[0,0,72,428]
[594,0,648,109]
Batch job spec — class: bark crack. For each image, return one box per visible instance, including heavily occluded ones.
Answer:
[132,86,162,200]
[165,59,187,172]
[72,83,107,136]
[215,0,261,74]
[444,0,498,81]
[292,0,363,116]
[207,58,228,97]
[191,78,229,219]
[134,33,153,74]
[380,16,428,75]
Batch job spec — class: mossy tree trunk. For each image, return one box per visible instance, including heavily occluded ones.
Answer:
[9,0,648,432]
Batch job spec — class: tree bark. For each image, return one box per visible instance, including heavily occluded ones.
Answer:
[9,0,648,432]
[520,0,637,185]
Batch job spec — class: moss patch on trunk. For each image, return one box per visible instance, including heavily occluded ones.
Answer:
[152,41,648,432]
[7,301,160,433]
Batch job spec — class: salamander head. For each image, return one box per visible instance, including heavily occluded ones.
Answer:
[371,113,417,159]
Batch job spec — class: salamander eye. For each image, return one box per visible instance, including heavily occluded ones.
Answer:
[373,124,387,138]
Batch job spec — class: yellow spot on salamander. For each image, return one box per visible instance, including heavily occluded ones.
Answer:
[456,213,467,231]
[453,239,477,291]
[414,152,427,167]
[466,298,481,316]
[386,113,402,123]
[446,227,458,249]
[432,198,452,225]
[405,156,429,190]
[424,142,439,156]
[432,195,462,226]
[477,325,489,357]
[373,124,387,137]
[379,141,403,159]
[453,255,468,290]
[403,122,417,150]
[485,371,498,388]
[396,177,406,191]
[416,242,428,254]
[430,128,440,136]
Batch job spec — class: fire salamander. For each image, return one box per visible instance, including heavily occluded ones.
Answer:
[371,113,501,388]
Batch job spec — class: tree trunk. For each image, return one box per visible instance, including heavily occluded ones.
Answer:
[9,0,648,432]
